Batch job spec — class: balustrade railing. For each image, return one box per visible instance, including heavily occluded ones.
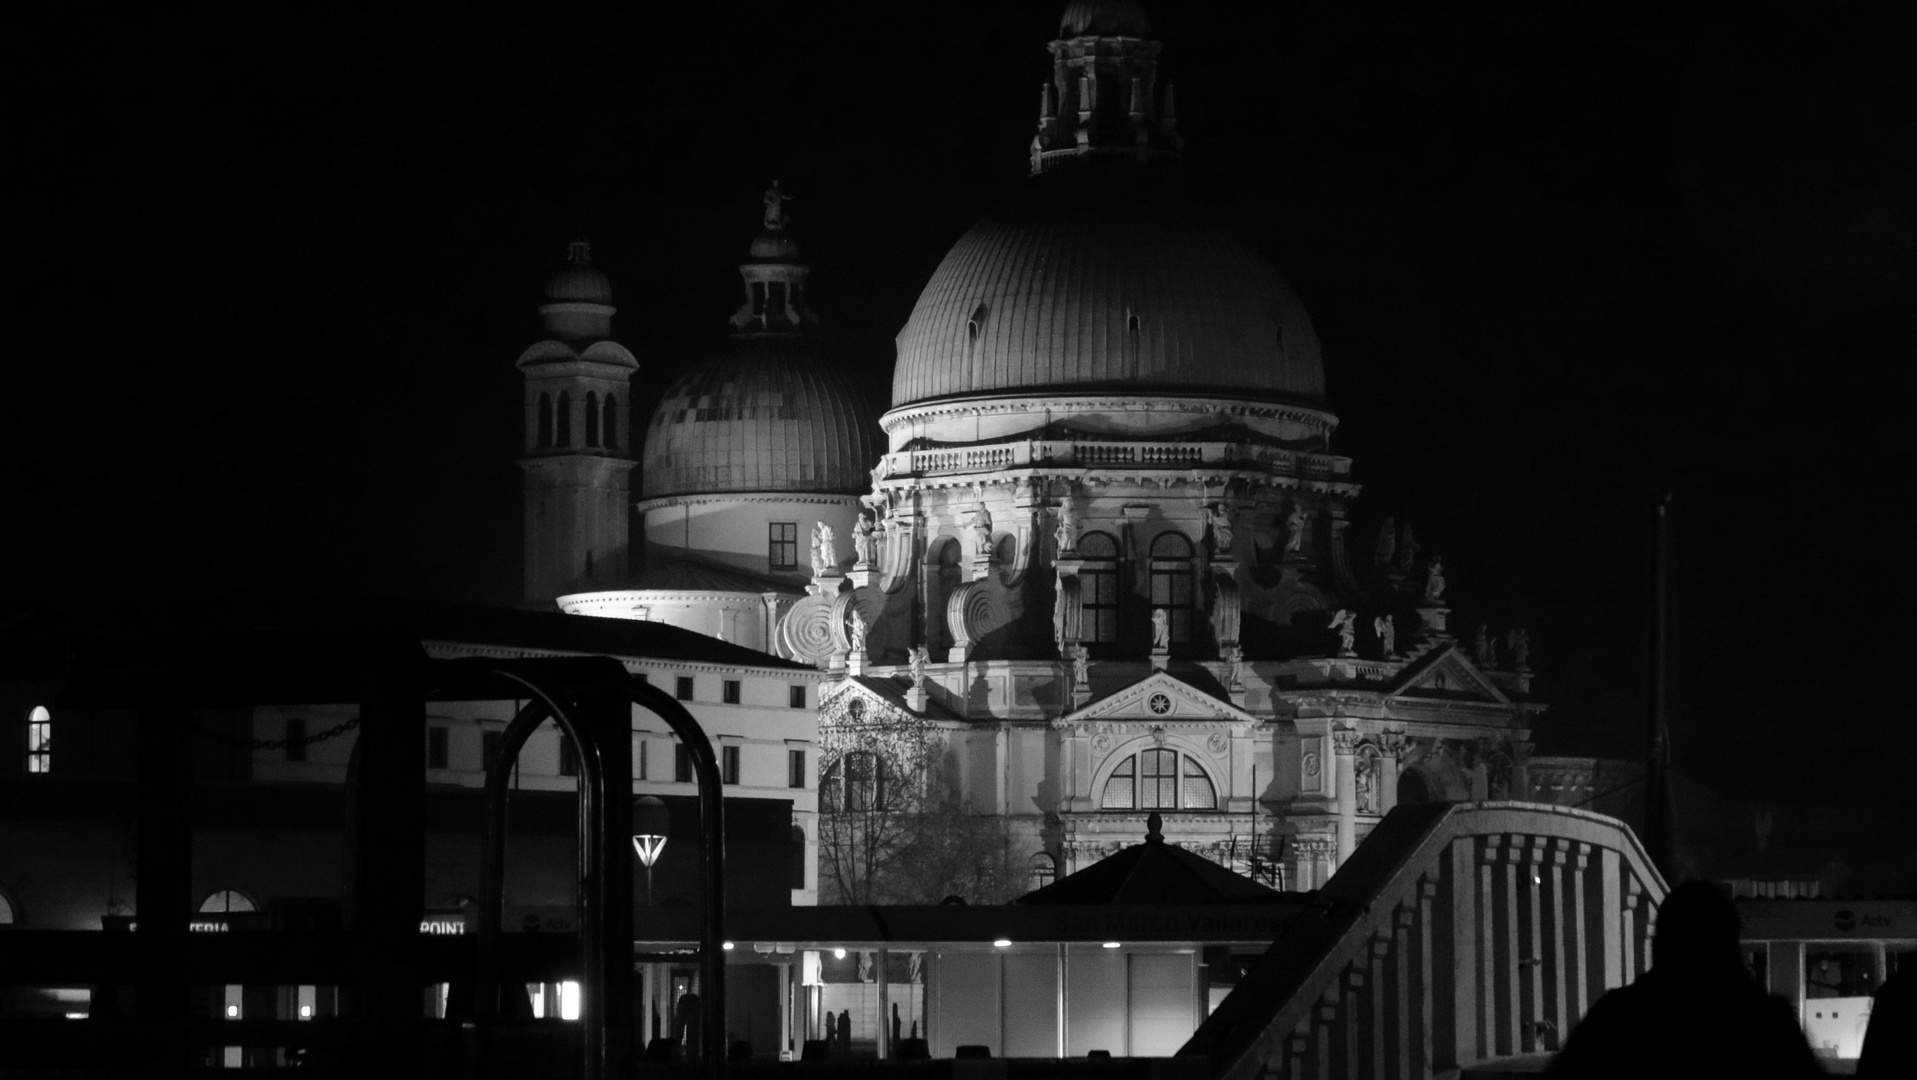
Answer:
[891,442,1349,477]
[1180,802,1666,1080]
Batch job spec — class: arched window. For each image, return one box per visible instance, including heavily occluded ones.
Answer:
[1078,531,1120,646]
[820,752,887,813]
[790,826,807,890]
[0,889,16,926]
[26,705,50,773]
[555,391,572,447]
[584,391,600,447]
[1150,532,1196,645]
[1028,852,1057,893]
[1101,748,1216,811]
[601,394,619,449]
[536,393,553,449]
[198,890,257,914]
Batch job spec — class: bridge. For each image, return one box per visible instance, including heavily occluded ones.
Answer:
[1181,801,1668,1079]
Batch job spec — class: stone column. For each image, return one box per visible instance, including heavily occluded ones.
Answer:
[1333,729,1359,866]
[1380,730,1406,815]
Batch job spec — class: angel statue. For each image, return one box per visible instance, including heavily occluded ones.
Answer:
[1507,627,1531,671]
[852,512,876,565]
[813,522,838,573]
[1422,554,1446,604]
[1374,615,1397,659]
[907,645,929,688]
[1328,609,1358,656]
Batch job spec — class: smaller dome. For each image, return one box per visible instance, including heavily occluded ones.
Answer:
[748,232,803,262]
[1059,0,1152,38]
[544,240,613,305]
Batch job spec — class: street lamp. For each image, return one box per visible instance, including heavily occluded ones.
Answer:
[633,796,669,906]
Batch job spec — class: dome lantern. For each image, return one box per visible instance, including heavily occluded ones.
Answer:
[1031,1,1180,175]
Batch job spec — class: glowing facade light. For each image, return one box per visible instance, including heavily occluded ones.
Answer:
[1102,941,1121,949]
[833,948,846,959]
[299,1005,313,1018]
[224,1004,240,1018]
[722,941,735,951]
[632,834,667,867]
[992,938,1012,948]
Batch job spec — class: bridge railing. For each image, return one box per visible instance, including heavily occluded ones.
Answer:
[1179,802,1667,1080]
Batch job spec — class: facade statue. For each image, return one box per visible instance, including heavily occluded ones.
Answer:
[1507,627,1531,670]
[1474,624,1498,668]
[1223,645,1245,690]
[971,501,994,558]
[1328,609,1357,655]
[1052,581,1067,642]
[1422,554,1446,603]
[1396,523,1420,575]
[908,645,929,688]
[813,522,838,573]
[848,609,868,653]
[1374,614,1396,659]
[763,180,791,231]
[1355,755,1377,814]
[1151,608,1171,651]
[1283,502,1309,557]
[1070,644,1090,688]
[1053,498,1078,553]
[1373,515,1397,567]
[1207,503,1235,556]
[852,513,875,565]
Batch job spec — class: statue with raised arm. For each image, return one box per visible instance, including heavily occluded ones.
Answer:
[852,512,875,565]
[908,645,929,688]
[1374,516,1397,567]
[971,501,994,559]
[1151,608,1171,651]
[1207,503,1235,556]
[848,609,868,653]
[1283,502,1310,557]
[1422,554,1446,603]
[1329,609,1358,656]
[1507,627,1531,671]
[763,180,791,231]
[1374,615,1397,659]
[815,522,838,572]
[1053,498,1078,554]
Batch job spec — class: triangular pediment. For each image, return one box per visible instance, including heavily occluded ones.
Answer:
[1385,645,1510,706]
[1053,671,1258,729]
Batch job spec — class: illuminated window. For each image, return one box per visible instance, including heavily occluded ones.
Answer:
[536,393,553,448]
[1078,532,1121,646]
[722,680,741,705]
[26,706,50,773]
[584,391,600,447]
[721,745,740,785]
[1101,750,1216,811]
[601,394,619,449]
[1150,532,1196,645]
[769,522,798,570]
[555,391,571,447]
[199,890,257,914]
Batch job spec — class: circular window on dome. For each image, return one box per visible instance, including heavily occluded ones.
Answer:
[1148,693,1172,715]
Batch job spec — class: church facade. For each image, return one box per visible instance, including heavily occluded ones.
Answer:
[533,2,1544,899]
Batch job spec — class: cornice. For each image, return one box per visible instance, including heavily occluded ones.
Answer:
[636,492,863,513]
[880,393,1341,434]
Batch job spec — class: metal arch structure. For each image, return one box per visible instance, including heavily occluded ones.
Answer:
[471,663,728,1078]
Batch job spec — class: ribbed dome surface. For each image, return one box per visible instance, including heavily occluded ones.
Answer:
[545,262,613,305]
[891,166,1325,409]
[641,340,882,499]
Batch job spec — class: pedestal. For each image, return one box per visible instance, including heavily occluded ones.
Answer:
[1150,649,1169,672]
[1416,605,1451,640]
[906,686,927,713]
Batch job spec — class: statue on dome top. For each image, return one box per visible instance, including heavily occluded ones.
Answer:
[1507,627,1531,671]
[763,181,791,231]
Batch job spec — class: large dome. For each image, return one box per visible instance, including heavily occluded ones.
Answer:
[891,166,1325,409]
[640,340,882,499]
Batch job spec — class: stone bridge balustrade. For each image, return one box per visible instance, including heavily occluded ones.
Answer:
[1180,801,1666,1080]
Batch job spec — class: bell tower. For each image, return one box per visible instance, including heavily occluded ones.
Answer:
[517,240,638,606]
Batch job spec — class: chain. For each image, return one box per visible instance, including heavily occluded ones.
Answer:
[193,714,361,751]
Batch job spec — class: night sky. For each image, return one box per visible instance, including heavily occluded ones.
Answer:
[9,2,1914,804]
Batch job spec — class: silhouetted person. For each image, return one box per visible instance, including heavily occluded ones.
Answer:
[1857,968,1913,1078]
[1547,881,1821,1079]
[674,991,702,1060]
[837,1008,852,1055]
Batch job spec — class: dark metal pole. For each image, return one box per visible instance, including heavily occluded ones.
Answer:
[1645,490,1678,883]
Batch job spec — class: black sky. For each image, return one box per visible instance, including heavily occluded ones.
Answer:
[7,2,1914,803]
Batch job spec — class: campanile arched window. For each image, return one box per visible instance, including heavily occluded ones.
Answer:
[555,391,572,447]
[1101,748,1216,811]
[535,393,553,449]
[1149,532,1196,645]
[584,391,600,447]
[1078,531,1121,646]
[601,394,619,449]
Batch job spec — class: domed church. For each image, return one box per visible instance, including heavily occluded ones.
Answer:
[524,1,1543,897]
